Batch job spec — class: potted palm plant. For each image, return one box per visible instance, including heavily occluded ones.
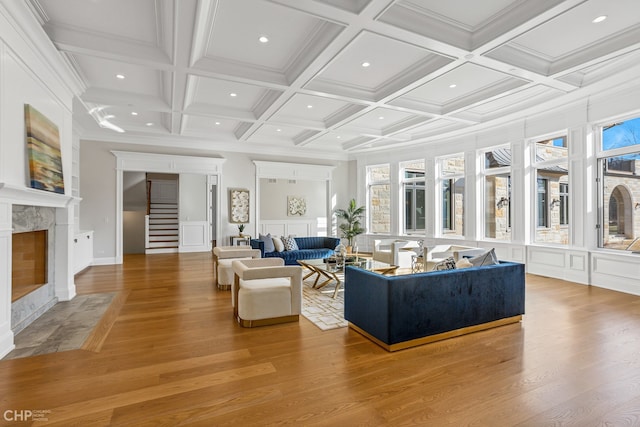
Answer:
[335,198,365,252]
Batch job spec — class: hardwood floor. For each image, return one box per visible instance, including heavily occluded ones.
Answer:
[2,252,640,426]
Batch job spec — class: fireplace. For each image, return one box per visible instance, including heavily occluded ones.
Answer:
[0,184,77,357]
[10,205,58,334]
[12,230,48,302]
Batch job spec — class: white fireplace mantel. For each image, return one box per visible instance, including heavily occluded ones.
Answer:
[0,183,78,208]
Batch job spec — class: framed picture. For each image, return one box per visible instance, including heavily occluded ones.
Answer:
[229,188,250,223]
[24,104,64,194]
[287,196,306,216]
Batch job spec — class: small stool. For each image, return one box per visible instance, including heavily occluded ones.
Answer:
[213,246,261,290]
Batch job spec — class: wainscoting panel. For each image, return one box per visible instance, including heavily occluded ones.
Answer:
[527,246,589,284]
[260,220,316,237]
[591,252,640,295]
[179,221,209,253]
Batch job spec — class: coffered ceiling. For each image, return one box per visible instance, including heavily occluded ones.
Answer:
[27,0,640,157]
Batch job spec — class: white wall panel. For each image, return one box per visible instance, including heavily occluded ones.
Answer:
[527,246,589,284]
[179,221,209,253]
[260,220,314,237]
[591,252,640,295]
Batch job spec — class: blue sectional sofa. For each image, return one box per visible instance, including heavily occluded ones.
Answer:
[250,236,341,265]
[344,261,525,351]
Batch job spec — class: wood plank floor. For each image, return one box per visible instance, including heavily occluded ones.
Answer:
[2,252,640,426]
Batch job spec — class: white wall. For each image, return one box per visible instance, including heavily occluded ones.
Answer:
[260,178,326,219]
[179,174,207,221]
[80,141,351,262]
[0,2,81,357]
[123,172,146,211]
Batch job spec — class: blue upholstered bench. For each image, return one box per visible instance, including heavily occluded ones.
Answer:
[344,261,525,351]
[250,236,341,266]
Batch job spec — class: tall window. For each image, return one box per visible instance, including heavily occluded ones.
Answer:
[401,161,425,233]
[598,116,640,250]
[559,183,569,226]
[533,135,568,244]
[483,146,511,240]
[537,178,548,228]
[438,154,465,236]
[367,164,391,233]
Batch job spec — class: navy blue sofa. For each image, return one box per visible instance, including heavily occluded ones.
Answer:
[345,261,525,351]
[250,236,341,265]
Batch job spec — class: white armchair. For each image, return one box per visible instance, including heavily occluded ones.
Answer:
[213,246,261,290]
[425,245,487,270]
[232,258,302,328]
[372,239,421,268]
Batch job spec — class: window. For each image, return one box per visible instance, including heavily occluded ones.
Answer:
[442,179,452,230]
[537,178,548,228]
[559,183,569,226]
[598,116,640,250]
[438,154,465,236]
[367,164,390,233]
[482,146,511,240]
[401,161,425,233]
[533,136,568,244]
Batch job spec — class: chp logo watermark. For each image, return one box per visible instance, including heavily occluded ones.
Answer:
[3,409,51,422]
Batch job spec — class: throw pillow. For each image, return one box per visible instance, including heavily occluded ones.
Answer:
[281,236,299,251]
[272,236,285,252]
[468,248,499,267]
[259,233,275,253]
[434,256,456,271]
[455,258,473,269]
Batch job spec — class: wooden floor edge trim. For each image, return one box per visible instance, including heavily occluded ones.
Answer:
[349,315,523,352]
[81,290,130,352]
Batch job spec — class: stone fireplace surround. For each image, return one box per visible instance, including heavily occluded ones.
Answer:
[12,205,56,334]
[0,183,77,358]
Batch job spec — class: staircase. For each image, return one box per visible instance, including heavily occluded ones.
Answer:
[146,202,179,254]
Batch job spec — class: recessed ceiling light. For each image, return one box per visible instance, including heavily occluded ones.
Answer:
[378,116,385,120]
[336,136,341,139]
[361,62,371,68]
[215,121,221,125]
[276,128,282,132]
[230,93,237,97]
[145,122,153,126]
[592,15,607,23]
[259,35,269,43]
[449,84,457,88]
[131,111,138,116]
[307,105,313,109]
[116,74,125,79]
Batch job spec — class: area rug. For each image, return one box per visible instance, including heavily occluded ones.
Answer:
[3,292,118,360]
[301,277,347,331]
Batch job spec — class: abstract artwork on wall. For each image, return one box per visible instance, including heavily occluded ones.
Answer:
[287,196,306,216]
[229,188,250,223]
[24,104,64,194]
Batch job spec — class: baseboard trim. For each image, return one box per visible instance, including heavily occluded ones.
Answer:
[349,315,523,352]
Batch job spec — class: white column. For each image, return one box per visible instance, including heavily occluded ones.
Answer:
[54,206,76,301]
[0,200,15,357]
